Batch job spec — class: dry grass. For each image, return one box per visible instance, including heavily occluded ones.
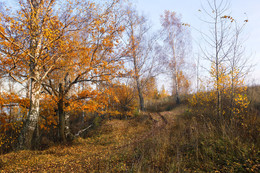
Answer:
[0,112,155,172]
[0,103,259,172]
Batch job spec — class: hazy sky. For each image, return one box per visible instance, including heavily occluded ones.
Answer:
[2,0,260,87]
[136,0,260,85]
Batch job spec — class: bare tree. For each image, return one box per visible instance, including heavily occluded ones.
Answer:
[160,10,191,104]
[227,22,250,116]
[199,0,249,117]
[201,0,232,116]
[123,6,160,111]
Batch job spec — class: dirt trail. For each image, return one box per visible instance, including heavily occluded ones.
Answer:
[0,105,188,172]
[110,105,187,152]
[149,104,187,124]
[86,105,186,159]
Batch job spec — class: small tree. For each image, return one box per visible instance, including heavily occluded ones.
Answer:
[199,0,250,118]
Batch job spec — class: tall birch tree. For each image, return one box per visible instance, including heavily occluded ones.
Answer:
[160,10,191,104]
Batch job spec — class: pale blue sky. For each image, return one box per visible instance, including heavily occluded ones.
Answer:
[136,0,260,86]
[2,0,260,86]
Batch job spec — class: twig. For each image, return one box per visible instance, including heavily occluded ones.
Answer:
[75,125,93,137]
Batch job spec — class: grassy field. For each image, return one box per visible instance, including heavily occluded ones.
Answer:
[0,106,185,172]
[0,103,259,172]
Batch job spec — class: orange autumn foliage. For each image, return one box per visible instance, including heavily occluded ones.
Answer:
[0,93,27,152]
[107,83,137,117]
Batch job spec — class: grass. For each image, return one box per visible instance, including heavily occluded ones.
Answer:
[0,112,155,172]
[166,110,260,172]
[0,101,259,172]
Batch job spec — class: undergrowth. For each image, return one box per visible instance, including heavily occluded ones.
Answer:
[0,96,259,172]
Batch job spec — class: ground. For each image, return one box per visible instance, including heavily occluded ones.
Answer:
[0,106,187,172]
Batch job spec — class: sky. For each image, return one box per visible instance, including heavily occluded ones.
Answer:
[2,0,260,89]
[135,0,260,87]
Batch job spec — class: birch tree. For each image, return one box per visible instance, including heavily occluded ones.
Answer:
[124,7,159,111]
[160,10,191,104]
[0,0,99,149]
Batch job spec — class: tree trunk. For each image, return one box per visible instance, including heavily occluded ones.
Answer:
[58,84,66,142]
[133,50,145,111]
[64,111,74,142]
[175,70,180,105]
[18,78,41,149]
[172,37,180,105]
[17,0,42,150]
[136,78,145,111]
[58,99,66,142]
[58,83,74,142]
[57,98,74,142]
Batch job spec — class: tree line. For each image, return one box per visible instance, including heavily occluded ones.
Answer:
[0,0,251,153]
[0,0,191,151]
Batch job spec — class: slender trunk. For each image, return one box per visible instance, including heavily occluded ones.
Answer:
[175,69,180,105]
[196,55,200,92]
[64,111,70,137]
[130,21,145,112]
[230,71,234,116]
[58,84,66,142]
[133,50,145,111]
[64,111,74,141]
[214,7,221,118]
[136,78,145,111]
[18,77,41,149]
[171,36,180,105]
[216,66,220,117]
[26,80,30,99]
[133,51,144,111]
[230,68,235,130]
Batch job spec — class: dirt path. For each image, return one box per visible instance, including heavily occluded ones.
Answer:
[67,105,186,160]
[110,105,187,152]
[0,105,187,172]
